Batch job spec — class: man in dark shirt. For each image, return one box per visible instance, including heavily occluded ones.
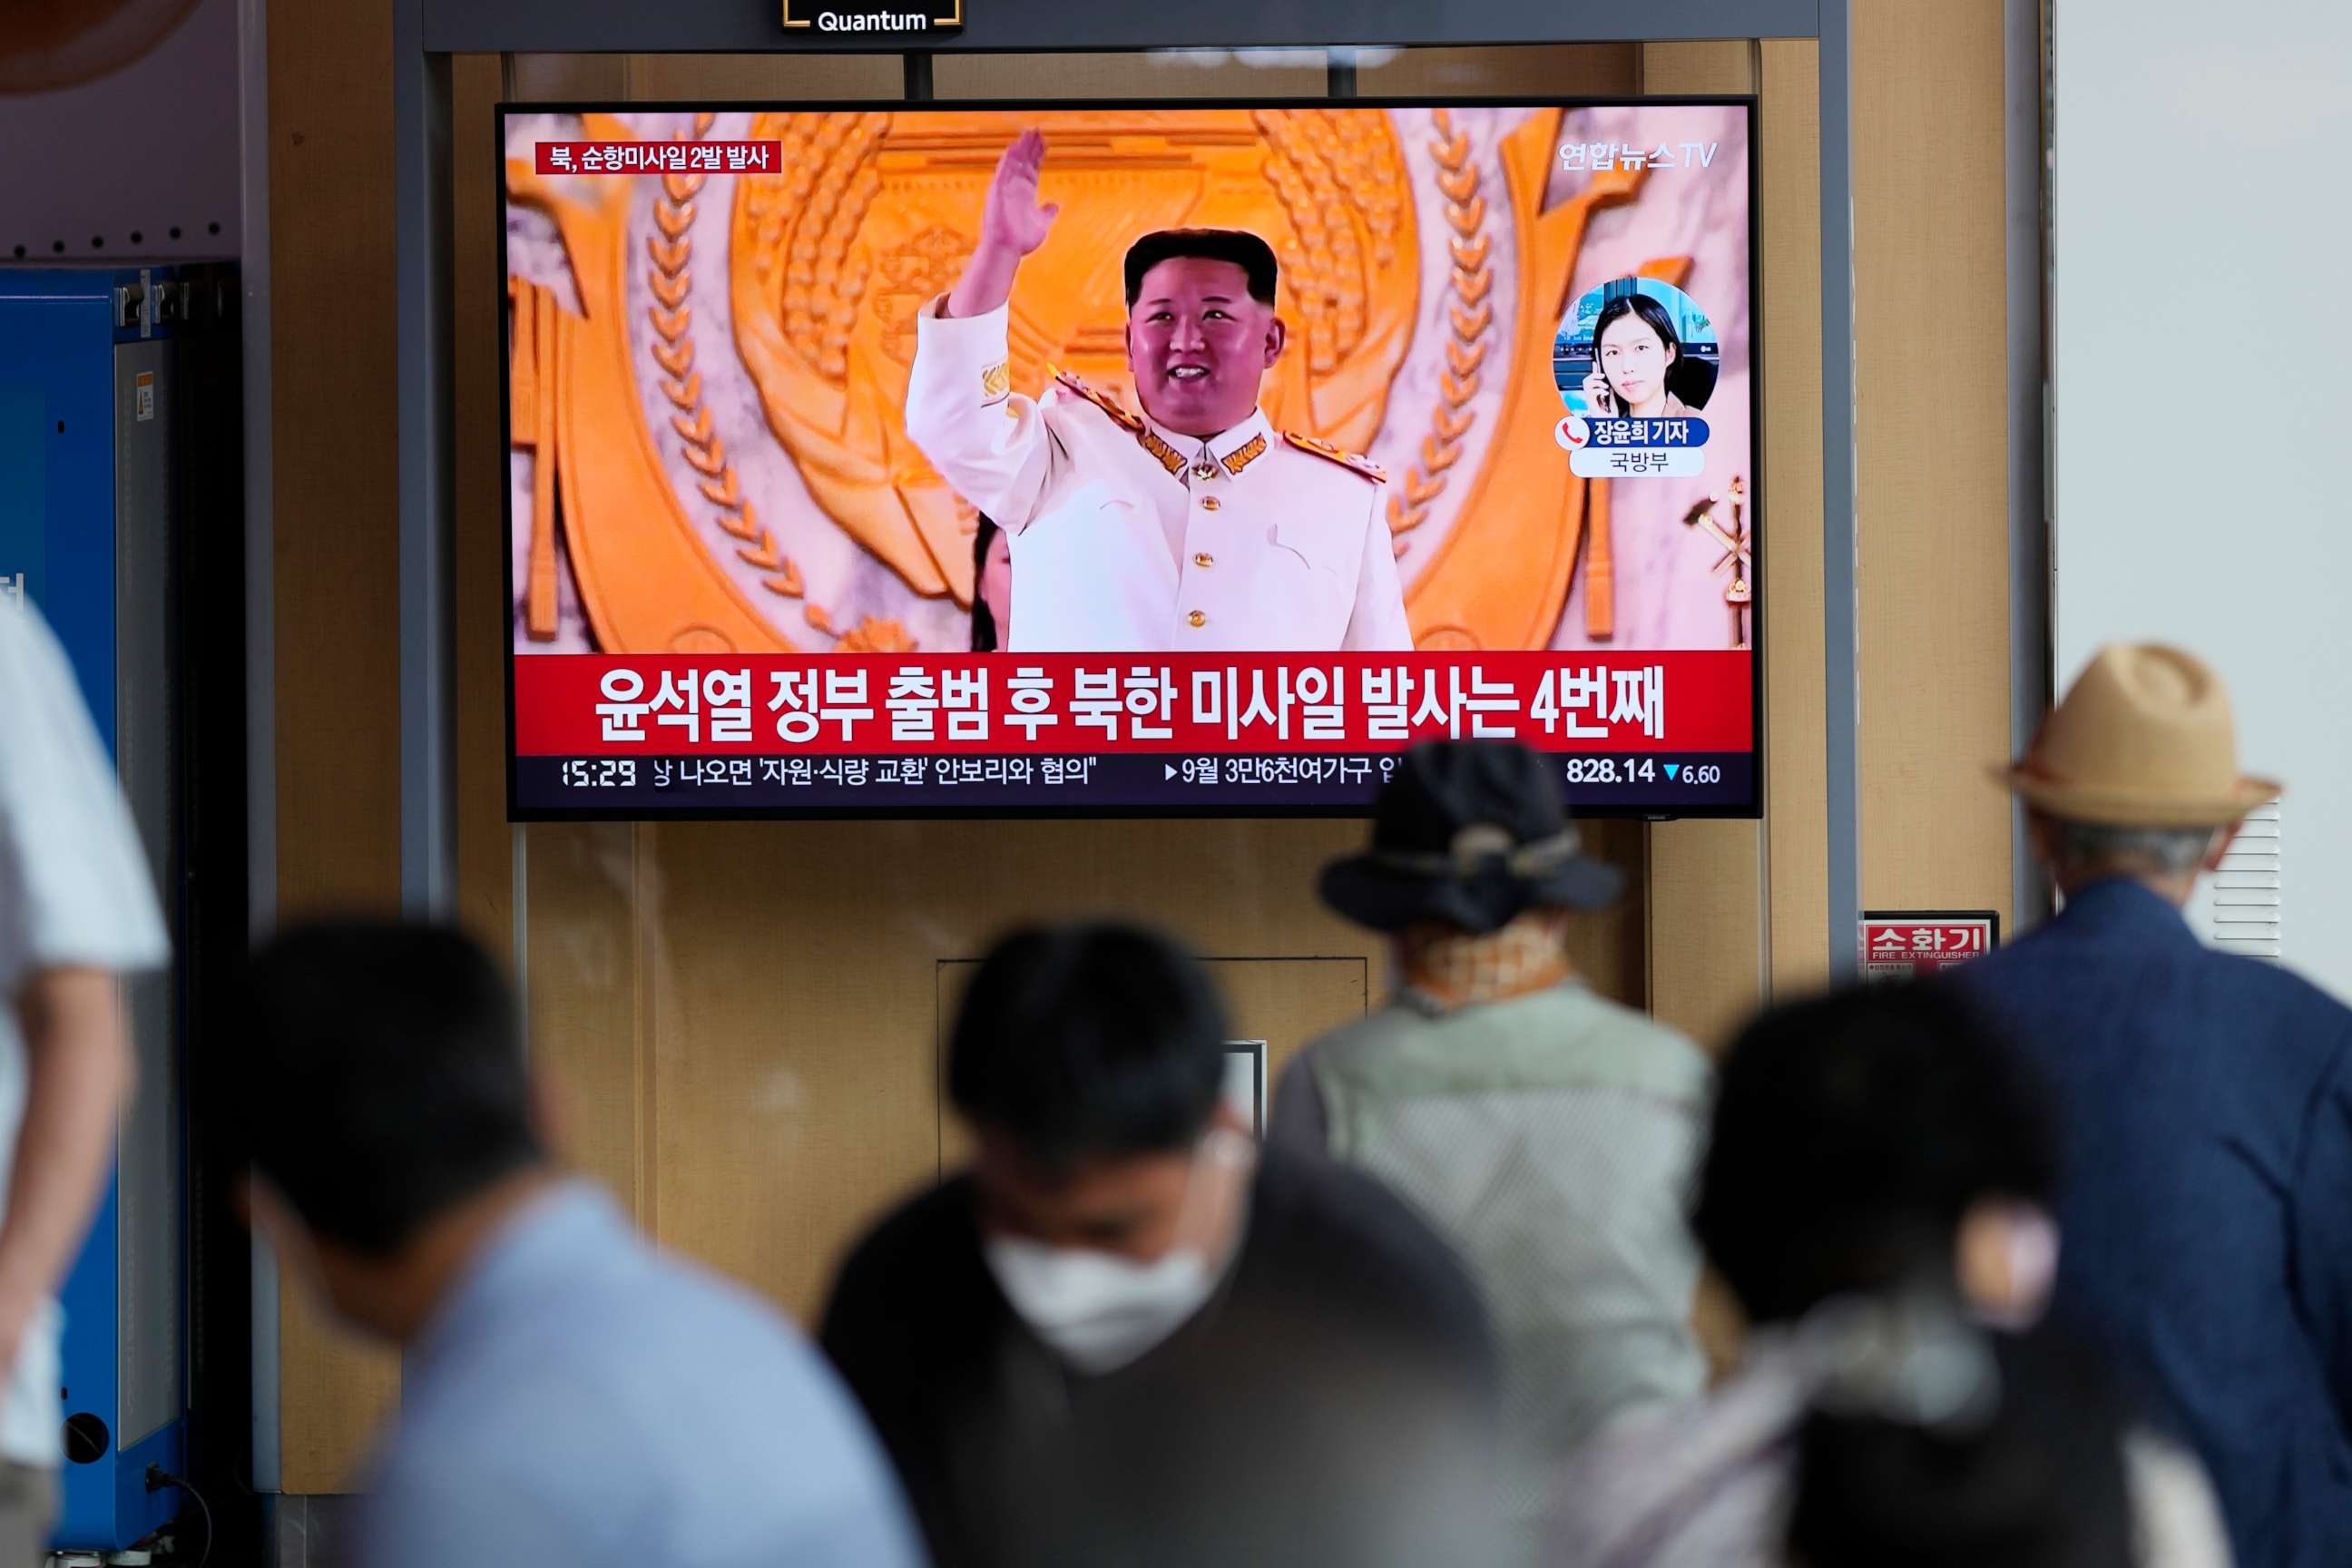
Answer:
[1964,643,2352,1568]
[822,921,1501,1568]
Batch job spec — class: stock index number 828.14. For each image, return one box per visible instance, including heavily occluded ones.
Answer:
[1563,757,1657,785]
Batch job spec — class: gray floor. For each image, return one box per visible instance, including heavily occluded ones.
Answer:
[265,1495,363,1568]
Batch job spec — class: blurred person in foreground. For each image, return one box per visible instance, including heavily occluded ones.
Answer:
[1962,643,2351,1568]
[821,920,1501,1568]
[1549,984,2231,1568]
[0,603,167,1560]
[1785,1301,2141,1568]
[240,920,923,1568]
[1270,740,1710,1559]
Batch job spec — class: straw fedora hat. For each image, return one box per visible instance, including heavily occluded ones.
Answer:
[1996,643,2279,828]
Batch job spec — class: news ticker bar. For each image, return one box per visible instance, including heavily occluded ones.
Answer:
[515,751,1758,816]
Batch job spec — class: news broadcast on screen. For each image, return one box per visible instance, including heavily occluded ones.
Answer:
[501,99,1760,816]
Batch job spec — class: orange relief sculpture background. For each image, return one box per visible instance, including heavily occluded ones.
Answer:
[503,103,1753,656]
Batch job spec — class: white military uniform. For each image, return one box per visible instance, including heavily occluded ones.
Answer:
[906,297,1414,653]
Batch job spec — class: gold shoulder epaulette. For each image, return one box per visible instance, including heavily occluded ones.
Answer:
[1284,431,1387,484]
[1050,366,1143,435]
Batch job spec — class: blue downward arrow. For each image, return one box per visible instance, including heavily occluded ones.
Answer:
[1664,763,1681,779]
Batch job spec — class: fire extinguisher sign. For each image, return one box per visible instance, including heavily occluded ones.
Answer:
[1860,911,2001,980]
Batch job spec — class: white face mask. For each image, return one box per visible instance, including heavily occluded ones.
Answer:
[983,1130,1253,1375]
[984,1237,1220,1374]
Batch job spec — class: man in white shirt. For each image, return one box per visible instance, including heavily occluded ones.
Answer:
[0,602,168,1561]
[904,129,1414,654]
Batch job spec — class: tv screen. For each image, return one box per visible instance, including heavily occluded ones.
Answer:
[501,98,1760,818]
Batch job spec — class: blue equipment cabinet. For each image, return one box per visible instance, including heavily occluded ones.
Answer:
[0,265,221,1554]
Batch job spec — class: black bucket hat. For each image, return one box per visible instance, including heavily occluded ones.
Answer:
[1320,740,1624,934]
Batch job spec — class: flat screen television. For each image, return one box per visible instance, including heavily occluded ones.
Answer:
[500,97,1761,818]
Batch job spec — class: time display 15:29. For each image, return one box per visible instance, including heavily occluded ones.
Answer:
[560,760,638,789]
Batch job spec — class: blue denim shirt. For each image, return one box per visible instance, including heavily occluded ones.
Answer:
[1963,879,2352,1568]
[355,1182,925,1568]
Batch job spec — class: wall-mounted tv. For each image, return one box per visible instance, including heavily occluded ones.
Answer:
[501,97,1760,818]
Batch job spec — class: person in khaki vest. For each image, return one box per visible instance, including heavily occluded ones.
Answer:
[1270,739,1711,1560]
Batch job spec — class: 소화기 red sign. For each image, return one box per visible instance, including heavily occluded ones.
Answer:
[1859,912,2001,980]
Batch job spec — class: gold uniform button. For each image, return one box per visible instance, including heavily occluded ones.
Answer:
[1193,553,1214,569]
[1200,495,1221,512]
[1188,610,1208,629]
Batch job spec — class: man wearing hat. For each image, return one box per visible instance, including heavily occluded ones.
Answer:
[1963,642,2352,1568]
[1270,740,1712,1558]
[905,129,1412,652]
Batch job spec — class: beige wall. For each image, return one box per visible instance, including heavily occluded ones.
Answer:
[1852,0,2016,930]
[268,0,405,1490]
[271,15,2014,1489]
[1636,38,1836,1052]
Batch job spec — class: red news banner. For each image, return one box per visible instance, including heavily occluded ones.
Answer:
[515,651,1754,757]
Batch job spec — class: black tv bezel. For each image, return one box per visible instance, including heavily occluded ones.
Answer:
[496,93,1766,823]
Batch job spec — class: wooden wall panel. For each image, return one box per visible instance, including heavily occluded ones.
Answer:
[1639,40,1756,96]
[507,53,626,100]
[1852,0,2014,926]
[1357,44,1637,96]
[1646,819,1762,1053]
[1570,821,1649,1009]
[933,51,1326,99]
[570,813,1643,1325]
[523,823,652,1220]
[1758,39,1830,993]
[624,53,900,100]
[1636,40,1768,1052]
[269,20,402,922]
[506,53,902,105]
[644,822,956,1325]
[455,53,512,961]
[1208,958,1369,1097]
[627,818,1382,1321]
[267,0,404,1494]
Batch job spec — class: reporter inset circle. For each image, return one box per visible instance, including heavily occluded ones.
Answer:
[1555,277,1720,423]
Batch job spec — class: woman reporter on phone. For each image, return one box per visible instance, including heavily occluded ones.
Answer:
[1579,293,1697,419]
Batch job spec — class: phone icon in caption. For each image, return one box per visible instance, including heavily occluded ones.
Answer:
[1553,414,1591,451]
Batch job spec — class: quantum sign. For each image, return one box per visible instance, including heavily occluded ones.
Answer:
[783,0,963,34]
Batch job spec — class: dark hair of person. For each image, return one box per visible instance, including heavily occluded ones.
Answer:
[1592,290,1685,368]
[1788,1327,2136,1568]
[240,919,544,1256]
[948,922,1229,1169]
[970,515,1002,653]
[1691,983,2058,1325]
[1123,229,1279,309]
